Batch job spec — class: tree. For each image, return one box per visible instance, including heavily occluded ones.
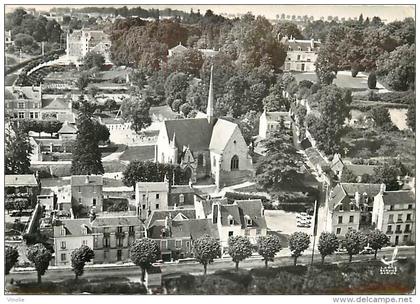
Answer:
[45,19,62,43]
[406,96,415,132]
[368,72,377,89]
[274,21,304,40]
[76,73,90,91]
[94,121,110,143]
[256,123,303,194]
[193,234,221,275]
[289,232,310,266]
[227,236,253,271]
[368,107,396,131]
[306,85,350,155]
[167,48,204,77]
[71,245,95,280]
[5,246,19,275]
[26,243,52,284]
[179,103,193,117]
[342,229,367,263]
[129,238,161,282]
[317,232,339,264]
[164,72,190,109]
[315,49,336,85]
[366,229,390,259]
[257,235,282,268]
[372,162,402,191]
[83,52,105,70]
[120,95,152,133]
[340,166,358,183]
[376,44,415,91]
[5,124,32,174]
[71,101,104,175]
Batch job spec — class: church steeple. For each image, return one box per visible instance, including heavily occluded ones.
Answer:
[206,65,214,124]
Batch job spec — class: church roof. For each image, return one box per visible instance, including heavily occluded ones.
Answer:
[164,118,213,152]
[209,119,238,154]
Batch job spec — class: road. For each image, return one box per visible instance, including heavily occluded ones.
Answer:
[8,247,414,284]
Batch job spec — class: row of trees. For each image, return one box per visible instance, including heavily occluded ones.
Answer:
[122,160,189,189]
[6,228,390,284]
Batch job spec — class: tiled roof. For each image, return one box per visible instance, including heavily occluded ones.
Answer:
[171,219,219,239]
[170,185,195,194]
[71,175,103,187]
[91,215,142,227]
[381,191,415,206]
[305,147,328,168]
[145,209,196,229]
[57,219,92,236]
[42,97,70,110]
[136,182,169,192]
[341,183,382,197]
[5,175,38,187]
[164,118,213,152]
[209,119,238,154]
[219,204,241,226]
[58,122,78,134]
[235,200,267,229]
[169,44,188,52]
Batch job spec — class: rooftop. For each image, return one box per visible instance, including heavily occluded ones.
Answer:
[136,182,169,192]
[381,190,415,206]
[5,175,38,187]
[71,175,103,187]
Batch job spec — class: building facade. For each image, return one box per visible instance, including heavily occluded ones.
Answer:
[281,36,321,72]
[71,175,104,212]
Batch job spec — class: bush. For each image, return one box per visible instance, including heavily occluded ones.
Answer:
[368,72,377,89]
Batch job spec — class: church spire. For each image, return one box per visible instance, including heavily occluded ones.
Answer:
[206,65,214,123]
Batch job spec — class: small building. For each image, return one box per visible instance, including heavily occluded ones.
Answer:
[258,109,292,139]
[56,185,72,211]
[66,30,112,63]
[168,42,188,57]
[168,184,196,209]
[211,199,267,250]
[325,183,382,236]
[135,181,170,220]
[37,189,55,211]
[281,36,321,72]
[5,174,40,205]
[57,121,78,140]
[71,175,104,212]
[5,86,42,120]
[372,188,415,246]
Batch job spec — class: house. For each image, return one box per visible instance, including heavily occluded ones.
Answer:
[5,86,42,120]
[135,181,170,220]
[372,188,415,246]
[168,184,196,209]
[168,42,188,57]
[56,185,72,211]
[330,154,345,179]
[155,66,254,188]
[52,214,144,265]
[71,175,104,212]
[145,209,218,261]
[37,189,55,211]
[281,36,321,72]
[57,121,78,140]
[325,183,382,236]
[5,30,13,46]
[211,199,267,250]
[258,109,292,139]
[66,30,112,63]
[5,174,40,205]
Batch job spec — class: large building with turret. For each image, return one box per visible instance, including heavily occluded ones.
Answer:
[155,67,254,188]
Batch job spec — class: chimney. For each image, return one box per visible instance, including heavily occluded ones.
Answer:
[310,38,314,49]
[85,175,90,184]
[379,183,386,195]
[89,210,96,223]
[164,215,172,231]
[261,205,264,217]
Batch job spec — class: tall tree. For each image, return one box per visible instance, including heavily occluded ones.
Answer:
[129,238,161,282]
[342,229,367,263]
[257,235,282,268]
[193,234,221,275]
[289,232,310,266]
[227,236,253,271]
[406,96,415,132]
[26,243,52,284]
[5,246,19,275]
[366,229,390,259]
[317,232,339,264]
[5,124,32,174]
[83,52,105,70]
[71,101,104,175]
[71,245,95,280]
[120,95,152,133]
[256,124,303,195]
[274,21,303,40]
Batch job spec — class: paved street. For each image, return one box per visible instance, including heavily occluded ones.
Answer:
[8,247,414,284]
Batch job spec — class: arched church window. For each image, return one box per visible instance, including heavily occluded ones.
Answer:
[230,155,239,171]
[197,154,203,167]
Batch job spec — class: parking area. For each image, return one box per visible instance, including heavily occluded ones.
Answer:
[265,210,313,236]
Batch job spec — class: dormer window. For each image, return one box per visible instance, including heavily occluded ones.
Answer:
[179,194,184,204]
[350,204,355,211]
[245,215,252,226]
[228,215,234,225]
[339,204,344,212]
[60,227,66,236]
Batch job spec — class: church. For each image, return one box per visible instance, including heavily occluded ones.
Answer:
[155,67,254,188]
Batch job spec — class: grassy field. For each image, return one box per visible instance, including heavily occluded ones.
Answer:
[119,145,155,162]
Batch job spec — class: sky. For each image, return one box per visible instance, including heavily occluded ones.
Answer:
[4,4,415,22]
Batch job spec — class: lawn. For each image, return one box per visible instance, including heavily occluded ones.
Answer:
[119,145,155,162]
